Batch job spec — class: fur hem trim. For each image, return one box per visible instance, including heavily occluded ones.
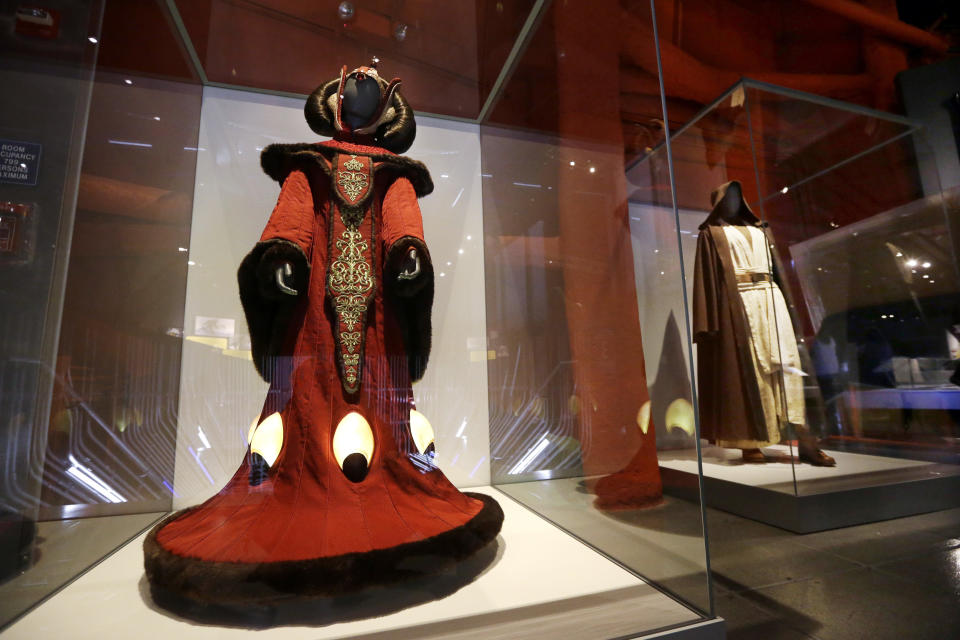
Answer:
[143,492,503,605]
[260,142,433,198]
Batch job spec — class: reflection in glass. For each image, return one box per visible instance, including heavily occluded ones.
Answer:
[483,0,712,618]
[640,78,960,511]
[0,0,201,627]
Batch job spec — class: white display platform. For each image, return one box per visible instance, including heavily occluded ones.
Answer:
[658,446,960,532]
[4,487,717,640]
[498,476,713,615]
[659,444,954,493]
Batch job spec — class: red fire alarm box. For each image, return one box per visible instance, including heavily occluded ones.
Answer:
[0,202,36,265]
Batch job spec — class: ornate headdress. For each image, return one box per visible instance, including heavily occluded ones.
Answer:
[304,58,416,154]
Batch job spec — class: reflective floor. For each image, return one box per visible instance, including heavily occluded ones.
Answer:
[713,506,960,639]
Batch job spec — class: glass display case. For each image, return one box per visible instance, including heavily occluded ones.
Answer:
[628,79,960,532]
[1,1,719,638]
[1,0,202,628]
[2,0,958,637]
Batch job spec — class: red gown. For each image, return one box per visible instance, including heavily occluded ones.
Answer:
[144,139,502,605]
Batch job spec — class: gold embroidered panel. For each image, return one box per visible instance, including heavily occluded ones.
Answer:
[327,153,377,395]
[329,229,374,391]
[335,154,372,206]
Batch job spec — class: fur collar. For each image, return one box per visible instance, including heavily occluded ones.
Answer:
[260,140,433,197]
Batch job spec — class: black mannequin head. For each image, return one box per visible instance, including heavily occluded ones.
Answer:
[341,74,382,130]
[717,181,744,222]
[304,61,418,154]
[701,180,763,229]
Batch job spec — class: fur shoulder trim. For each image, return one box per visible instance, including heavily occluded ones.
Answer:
[260,142,433,197]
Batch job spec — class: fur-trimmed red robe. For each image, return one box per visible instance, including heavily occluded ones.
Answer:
[144,139,501,605]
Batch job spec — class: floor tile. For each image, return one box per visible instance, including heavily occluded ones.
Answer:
[739,567,960,640]
[708,538,860,592]
[714,592,819,640]
[705,508,794,546]
[905,508,960,540]
[892,507,960,525]
[873,544,960,599]
[791,516,948,565]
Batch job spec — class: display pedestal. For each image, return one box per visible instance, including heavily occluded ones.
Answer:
[5,487,723,639]
[660,446,960,533]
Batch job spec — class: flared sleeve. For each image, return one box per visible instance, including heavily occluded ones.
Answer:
[237,169,315,381]
[381,176,434,381]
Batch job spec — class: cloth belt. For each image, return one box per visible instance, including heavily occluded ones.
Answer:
[736,272,773,284]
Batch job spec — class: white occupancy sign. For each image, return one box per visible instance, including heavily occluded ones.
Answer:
[0,139,41,186]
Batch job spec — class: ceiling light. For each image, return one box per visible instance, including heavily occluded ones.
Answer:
[337,1,355,21]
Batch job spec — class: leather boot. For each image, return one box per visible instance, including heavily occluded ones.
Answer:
[797,434,836,467]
